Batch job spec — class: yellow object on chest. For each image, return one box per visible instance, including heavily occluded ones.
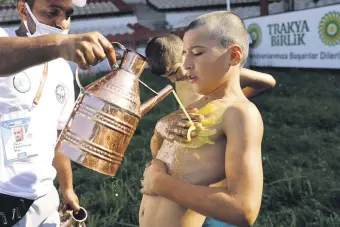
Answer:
[176,100,226,149]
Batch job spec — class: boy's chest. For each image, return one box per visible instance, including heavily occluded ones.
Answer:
[157,130,227,185]
[157,99,229,184]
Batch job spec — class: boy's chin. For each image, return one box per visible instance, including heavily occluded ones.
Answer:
[193,85,208,95]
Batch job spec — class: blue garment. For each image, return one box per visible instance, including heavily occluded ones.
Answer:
[203,218,237,227]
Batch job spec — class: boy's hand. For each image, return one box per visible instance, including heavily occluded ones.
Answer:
[155,108,204,143]
[141,159,167,195]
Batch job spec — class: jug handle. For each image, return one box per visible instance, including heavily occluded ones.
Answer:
[75,42,127,92]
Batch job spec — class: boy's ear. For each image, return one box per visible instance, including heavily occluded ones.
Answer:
[17,1,28,20]
[229,45,243,66]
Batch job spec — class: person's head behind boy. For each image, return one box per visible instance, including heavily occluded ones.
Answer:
[145,34,186,83]
[183,11,249,95]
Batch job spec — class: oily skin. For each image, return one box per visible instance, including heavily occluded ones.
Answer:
[147,33,273,226]
[139,25,264,227]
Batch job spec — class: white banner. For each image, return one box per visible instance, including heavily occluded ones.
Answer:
[244,4,340,69]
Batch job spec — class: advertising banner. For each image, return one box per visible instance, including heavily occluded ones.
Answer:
[244,4,340,69]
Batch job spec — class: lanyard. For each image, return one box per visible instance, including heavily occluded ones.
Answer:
[31,63,48,110]
[0,63,49,119]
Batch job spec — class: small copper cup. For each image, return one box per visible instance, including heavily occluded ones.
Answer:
[60,204,87,227]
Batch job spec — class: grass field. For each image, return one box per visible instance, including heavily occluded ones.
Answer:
[65,67,340,227]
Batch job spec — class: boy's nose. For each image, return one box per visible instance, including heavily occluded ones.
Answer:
[183,57,193,70]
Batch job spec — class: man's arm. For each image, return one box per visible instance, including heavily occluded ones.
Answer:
[0,36,60,75]
[54,130,74,193]
[0,32,117,76]
[240,68,276,98]
[149,103,264,226]
[53,130,80,211]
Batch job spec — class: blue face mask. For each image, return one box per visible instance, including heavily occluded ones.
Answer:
[23,3,69,37]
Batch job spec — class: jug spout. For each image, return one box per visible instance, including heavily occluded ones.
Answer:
[141,85,173,116]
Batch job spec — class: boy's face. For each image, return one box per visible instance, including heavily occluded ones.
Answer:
[183,25,232,95]
[162,56,187,83]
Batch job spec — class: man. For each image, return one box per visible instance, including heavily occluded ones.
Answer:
[144,34,274,227]
[12,125,25,142]
[0,0,117,226]
[140,11,264,227]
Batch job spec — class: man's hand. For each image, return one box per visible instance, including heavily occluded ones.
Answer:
[60,188,80,213]
[155,108,204,143]
[141,159,168,196]
[58,32,117,70]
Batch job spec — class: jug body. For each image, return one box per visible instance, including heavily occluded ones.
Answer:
[55,45,173,177]
[55,87,140,176]
[55,48,146,176]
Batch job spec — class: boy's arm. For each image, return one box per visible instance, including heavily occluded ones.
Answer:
[240,68,276,98]
[209,179,227,187]
[142,103,264,226]
[150,130,164,158]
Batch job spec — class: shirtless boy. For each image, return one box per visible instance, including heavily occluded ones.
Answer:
[142,28,274,227]
[140,11,265,227]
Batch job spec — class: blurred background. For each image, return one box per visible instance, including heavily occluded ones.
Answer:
[1,0,340,226]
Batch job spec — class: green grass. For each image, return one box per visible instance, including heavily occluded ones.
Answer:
[65,67,340,227]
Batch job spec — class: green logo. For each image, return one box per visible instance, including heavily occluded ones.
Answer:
[247,23,262,48]
[319,11,340,46]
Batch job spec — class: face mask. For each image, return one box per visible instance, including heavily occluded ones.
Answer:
[23,3,69,37]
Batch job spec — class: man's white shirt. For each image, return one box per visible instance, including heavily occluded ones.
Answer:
[0,27,75,200]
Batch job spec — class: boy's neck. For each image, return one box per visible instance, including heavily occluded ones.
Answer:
[201,69,244,103]
[174,81,202,107]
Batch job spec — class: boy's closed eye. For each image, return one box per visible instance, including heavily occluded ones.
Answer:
[193,52,203,56]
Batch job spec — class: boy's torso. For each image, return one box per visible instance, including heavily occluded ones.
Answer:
[139,96,250,227]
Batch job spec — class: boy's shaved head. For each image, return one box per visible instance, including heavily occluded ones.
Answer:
[186,11,249,64]
[145,34,184,76]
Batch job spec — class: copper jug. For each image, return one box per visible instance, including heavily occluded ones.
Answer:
[55,42,173,176]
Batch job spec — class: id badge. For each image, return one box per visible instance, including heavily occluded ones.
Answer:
[0,111,36,164]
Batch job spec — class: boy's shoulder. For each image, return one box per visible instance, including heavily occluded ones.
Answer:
[226,98,258,111]
[225,99,261,118]
[223,99,263,131]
